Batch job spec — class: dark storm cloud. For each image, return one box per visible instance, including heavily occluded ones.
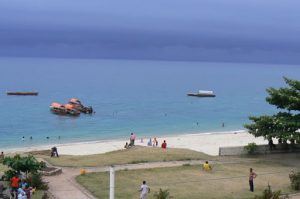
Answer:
[1,0,300,63]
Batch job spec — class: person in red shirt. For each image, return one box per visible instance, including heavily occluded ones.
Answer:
[161,140,167,149]
[10,174,20,195]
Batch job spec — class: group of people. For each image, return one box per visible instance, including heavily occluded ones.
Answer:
[7,174,35,199]
[124,133,137,149]
[147,138,167,149]
[124,133,168,150]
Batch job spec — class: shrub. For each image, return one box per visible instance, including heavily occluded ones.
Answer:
[289,171,300,190]
[244,142,258,155]
[254,185,288,199]
[153,188,173,199]
[30,173,48,190]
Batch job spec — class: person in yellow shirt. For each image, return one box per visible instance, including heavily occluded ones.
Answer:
[202,161,212,171]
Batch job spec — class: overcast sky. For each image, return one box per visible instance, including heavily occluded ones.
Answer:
[1,0,300,64]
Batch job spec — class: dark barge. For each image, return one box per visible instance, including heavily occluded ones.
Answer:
[7,91,39,96]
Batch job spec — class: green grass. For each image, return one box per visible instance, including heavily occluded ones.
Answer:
[76,161,298,199]
[38,146,212,167]
[31,190,45,199]
[0,163,8,174]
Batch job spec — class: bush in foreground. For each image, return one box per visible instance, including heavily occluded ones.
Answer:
[289,171,300,190]
[153,188,173,199]
[254,185,289,199]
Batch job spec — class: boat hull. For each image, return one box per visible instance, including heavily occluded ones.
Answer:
[50,107,80,116]
[7,92,38,96]
[187,93,216,97]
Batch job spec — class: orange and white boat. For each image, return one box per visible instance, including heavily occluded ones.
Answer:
[50,102,80,116]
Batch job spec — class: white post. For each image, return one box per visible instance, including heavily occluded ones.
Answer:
[109,166,115,199]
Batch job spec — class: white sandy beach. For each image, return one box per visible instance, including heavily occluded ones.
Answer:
[4,130,268,156]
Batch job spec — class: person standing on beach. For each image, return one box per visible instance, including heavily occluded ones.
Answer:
[161,140,167,149]
[130,133,136,146]
[249,168,257,192]
[139,181,150,199]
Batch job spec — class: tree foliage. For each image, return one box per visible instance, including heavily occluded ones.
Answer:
[3,154,44,177]
[245,77,300,143]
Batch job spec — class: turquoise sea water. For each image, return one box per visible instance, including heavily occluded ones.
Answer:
[0,57,300,149]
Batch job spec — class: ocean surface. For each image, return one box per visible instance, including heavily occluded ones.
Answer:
[0,57,300,149]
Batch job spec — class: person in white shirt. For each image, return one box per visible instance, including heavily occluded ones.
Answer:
[139,180,150,199]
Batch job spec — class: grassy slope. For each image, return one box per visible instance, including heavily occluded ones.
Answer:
[0,163,8,173]
[77,161,298,199]
[38,146,213,167]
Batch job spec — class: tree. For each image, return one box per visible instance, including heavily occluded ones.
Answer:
[3,154,45,178]
[244,77,300,143]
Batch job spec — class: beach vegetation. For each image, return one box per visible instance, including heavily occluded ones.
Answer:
[289,171,300,190]
[3,154,44,179]
[254,184,288,199]
[30,172,49,190]
[129,160,149,164]
[244,142,258,155]
[245,77,300,144]
[31,190,48,199]
[153,188,173,199]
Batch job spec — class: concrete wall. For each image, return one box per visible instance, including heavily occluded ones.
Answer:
[219,144,300,156]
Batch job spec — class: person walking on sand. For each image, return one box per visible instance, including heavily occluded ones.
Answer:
[139,181,150,199]
[249,168,257,192]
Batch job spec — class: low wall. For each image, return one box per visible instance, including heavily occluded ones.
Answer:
[219,144,300,156]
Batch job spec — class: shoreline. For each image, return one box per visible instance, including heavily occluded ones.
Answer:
[3,130,268,156]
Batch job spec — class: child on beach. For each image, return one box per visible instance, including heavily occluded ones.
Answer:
[202,161,212,171]
[124,142,129,149]
[161,140,167,149]
[139,181,150,199]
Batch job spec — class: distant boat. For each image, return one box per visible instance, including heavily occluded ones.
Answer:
[6,91,38,96]
[187,90,216,97]
[50,102,80,116]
